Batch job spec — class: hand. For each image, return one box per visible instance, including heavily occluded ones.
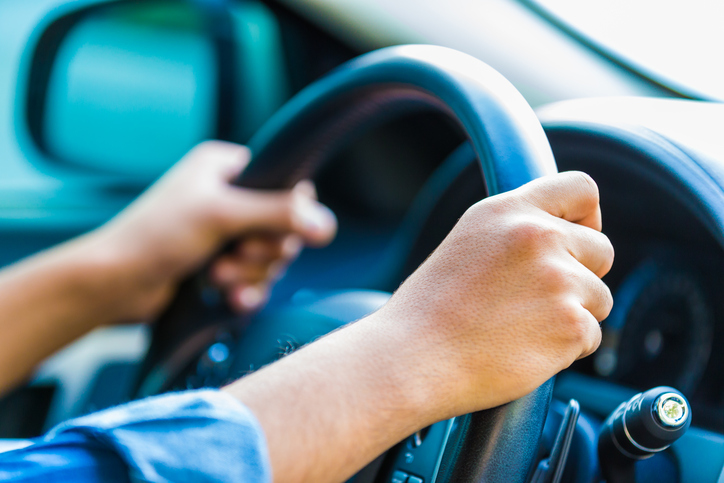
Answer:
[92,140,337,321]
[376,170,614,417]
[226,171,613,483]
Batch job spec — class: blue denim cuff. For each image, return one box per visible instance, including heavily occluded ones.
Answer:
[45,389,271,483]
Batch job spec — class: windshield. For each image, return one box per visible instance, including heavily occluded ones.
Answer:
[526,0,724,101]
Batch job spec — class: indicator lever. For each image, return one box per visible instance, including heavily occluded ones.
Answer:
[530,399,580,483]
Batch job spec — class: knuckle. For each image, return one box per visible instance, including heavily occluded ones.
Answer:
[542,262,575,294]
[565,303,599,355]
[510,217,561,252]
[601,234,615,267]
[569,171,598,196]
[568,171,600,207]
[462,198,492,223]
[559,300,588,341]
[469,195,516,219]
[591,326,603,353]
[581,324,603,359]
[595,229,613,251]
[583,230,615,275]
[599,282,614,319]
[186,140,224,163]
[585,271,613,319]
[284,193,303,230]
[186,141,250,169]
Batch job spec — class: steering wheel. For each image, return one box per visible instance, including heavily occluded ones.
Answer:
[135,45,558,483]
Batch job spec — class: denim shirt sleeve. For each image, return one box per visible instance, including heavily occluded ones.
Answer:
[0,389,272,483]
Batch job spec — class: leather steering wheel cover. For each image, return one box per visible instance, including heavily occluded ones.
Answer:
[144,45,559,483]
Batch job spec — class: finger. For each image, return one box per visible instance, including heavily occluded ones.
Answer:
[220,184,337,246]
[520,171,602,231]
[227,283,269,313]
[182,142,336,244]
[211,256,283,287]
[280,234,304,260]
[183,140,252,182]
[235,235,286,263]
[560,220,615,278]
[575,268,614,324]
[294,180,317,200]
[576,306,604,359]
[235,234,303,263]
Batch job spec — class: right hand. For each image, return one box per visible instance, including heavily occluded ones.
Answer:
[226,171,613,483]
[376,171,614,419]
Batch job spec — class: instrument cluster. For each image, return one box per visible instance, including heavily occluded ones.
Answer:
[576,243,724,431]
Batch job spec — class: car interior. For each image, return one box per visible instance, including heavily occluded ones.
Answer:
[1,1,724,482]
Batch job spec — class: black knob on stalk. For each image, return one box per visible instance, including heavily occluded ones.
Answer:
[598,386,691,483]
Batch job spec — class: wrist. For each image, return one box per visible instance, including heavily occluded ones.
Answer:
[224,312,442,482]
[354,310,448,427]
[65,228,165,324]
[368,298,493,421]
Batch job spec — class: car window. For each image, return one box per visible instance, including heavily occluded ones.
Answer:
[525,0,724,100]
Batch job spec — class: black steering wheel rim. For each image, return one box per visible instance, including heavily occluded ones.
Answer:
[136,44,558,483]
[241,44,555,191]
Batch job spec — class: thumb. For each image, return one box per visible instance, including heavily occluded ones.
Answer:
[220,182,337,247]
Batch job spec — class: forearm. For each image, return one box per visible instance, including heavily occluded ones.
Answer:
[0,140,336,397]
[0,232,137,395]
[223,311,439,483]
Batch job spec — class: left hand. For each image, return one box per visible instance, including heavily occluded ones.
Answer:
[91,140,337,322]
